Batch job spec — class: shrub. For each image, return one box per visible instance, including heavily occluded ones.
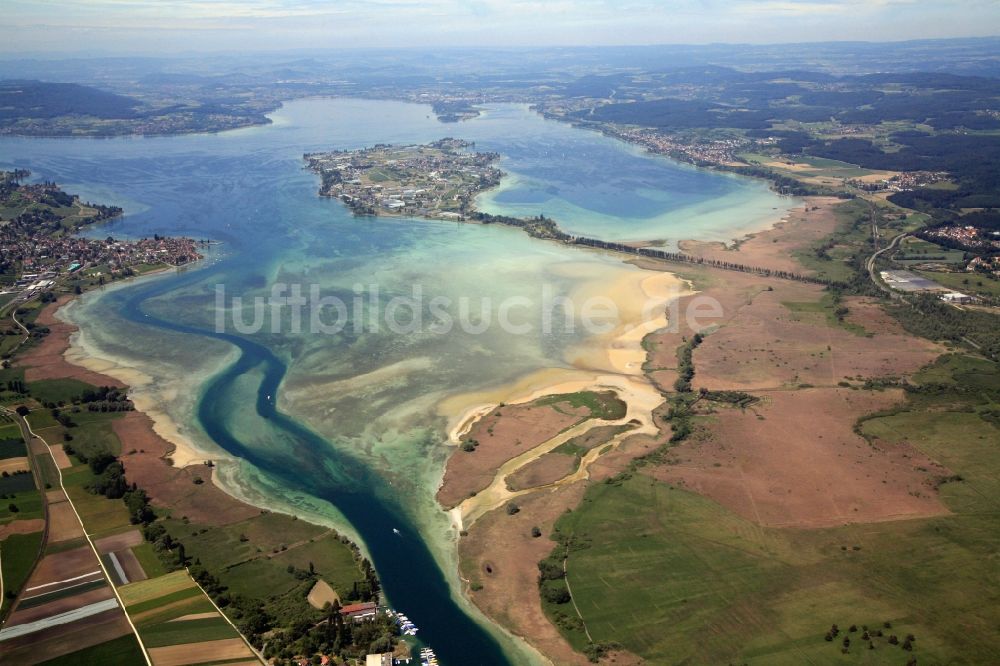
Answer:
[541,585,571,604]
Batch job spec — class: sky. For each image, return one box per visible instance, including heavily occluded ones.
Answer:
[3,0,1000,55]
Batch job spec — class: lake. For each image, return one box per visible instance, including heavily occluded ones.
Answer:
[0,98,791,665]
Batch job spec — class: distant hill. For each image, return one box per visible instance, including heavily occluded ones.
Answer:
[0,79,140,120]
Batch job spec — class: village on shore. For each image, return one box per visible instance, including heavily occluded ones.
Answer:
[1,171,204,305]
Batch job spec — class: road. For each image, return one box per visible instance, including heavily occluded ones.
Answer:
[0,408,152,665]
[863,201,908,294]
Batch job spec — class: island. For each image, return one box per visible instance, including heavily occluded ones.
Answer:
[305,138,501,219]
[305,139,573,240]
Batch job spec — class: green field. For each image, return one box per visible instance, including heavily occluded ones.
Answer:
[25,409,59,430]
[132,592,214,627]
[0,530,44,618]
[120,570,196,606]
[127,585,202,617]
[535,390,628,421]
[132,541,169,579]
[0,486,43,523]
[62,464,133,536]
[38,633,145,666]
[893,237,966,265]
[0,423,23,442]
[544,354,1000,664]
[139,615,238,648]
[792,199,872,284]
[0,437,25,459]
[27,378,97,406]
[161,511,325,572]
[38,410,125,461]
[218,531,362,600]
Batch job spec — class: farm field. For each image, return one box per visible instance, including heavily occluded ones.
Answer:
[120,571,256,666]
[38,633,145,665]
[0,531,44,618]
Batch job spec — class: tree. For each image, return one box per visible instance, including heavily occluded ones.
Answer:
[506,503,520,515]
[541,585,571,604]
[531,526,542,538]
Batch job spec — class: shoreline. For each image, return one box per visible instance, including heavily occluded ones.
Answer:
[437,264,694,530]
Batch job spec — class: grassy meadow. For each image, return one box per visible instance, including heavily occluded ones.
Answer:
[543,354,1000,664]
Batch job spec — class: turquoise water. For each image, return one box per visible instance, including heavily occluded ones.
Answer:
[470,105,785,243]
[0,98,790,665]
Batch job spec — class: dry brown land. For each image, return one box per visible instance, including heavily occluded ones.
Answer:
[653,388,949,527]
[24,545,98,585]
[437,401,587,508]
[0,519,44,539]
[49,444,72,469]
[692,282,941,391]
[679,196,842,276]
[147,637,255,666]
[16,297,125,387]
[505,452,578,492]
[115,548,148,583]
[45,492,86,543]
[449,194,958,663]
[0,457,29,474]
[460,482,594,666]
[169,612,220,623]
[94,529,143,554]
[114,412,258,526]
[306,579,339,609]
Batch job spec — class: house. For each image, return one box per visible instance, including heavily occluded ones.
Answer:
[366,653,393,666]
[340,601,378,620]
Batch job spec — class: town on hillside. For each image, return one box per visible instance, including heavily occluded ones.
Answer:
[0,170,204,304]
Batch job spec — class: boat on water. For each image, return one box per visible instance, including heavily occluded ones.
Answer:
[387,608,419,636]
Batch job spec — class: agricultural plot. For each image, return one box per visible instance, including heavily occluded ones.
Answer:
[120,570,256,665]
[0,539,129,664]
[37,633,145,665]
[0,437,26,459]
[61,466,132,538]
[0,531,44,618]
